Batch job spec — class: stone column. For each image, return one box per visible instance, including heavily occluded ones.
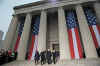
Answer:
[0,31,4,40]
[94,2,100,25]
[4,15,19,49]
[0,31,4,49]
[58,7,71,60]
[17,13,32,60]
[75,5,98,58]
[38,10,47,52]
[11,24,19,51]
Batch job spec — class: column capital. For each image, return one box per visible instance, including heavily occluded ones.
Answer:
[24,12,32,18]
[75,4,82,9]
[58,6,64,9]
[41,9,47,13]
[27,12,31,15]
[58,7,64,12]
[12,14,18,17]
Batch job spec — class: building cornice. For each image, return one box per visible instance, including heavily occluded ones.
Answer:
[14,1,47,10]
[14,0,67,9]
[14,0,96,15]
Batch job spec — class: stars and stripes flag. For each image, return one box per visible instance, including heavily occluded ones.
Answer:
[66,11,83,59]
[14,22,24,52]
[28,16,40,60]
[84,8,100,49]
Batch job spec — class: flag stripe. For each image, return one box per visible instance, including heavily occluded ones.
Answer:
[31,35,38,60]
[14,22,24,52]
[28,16,40,60]
[14,35,20,51]
[28,35,35,60]
[92,25,100,47]
[68,29,75,59]
[72,28,79,59]
[74,28,83,58]
[97,25,100,35]
[89,26,98,48]
[66,11,83,59]
[84,8,100,49]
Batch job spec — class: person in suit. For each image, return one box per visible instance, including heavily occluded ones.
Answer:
[46,49,52,64]
[52,50,57,64]
[34,51,40,64]
[40,51,46,65]
[97,48,100,57]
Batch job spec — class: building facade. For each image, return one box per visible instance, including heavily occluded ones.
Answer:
[0,30,4,49]
[3,0,100,66]
[0,30,4,40]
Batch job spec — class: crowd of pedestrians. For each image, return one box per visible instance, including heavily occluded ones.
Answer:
[0,49,17,65]
[34,49,59,65]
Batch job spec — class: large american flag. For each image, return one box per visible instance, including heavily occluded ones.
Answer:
[84,8,100,49]
[28,16,40,60]
[66,11,83,59]
[14,22,24,52]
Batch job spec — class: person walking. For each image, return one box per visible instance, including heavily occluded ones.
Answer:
[40,51,46,65]
[52,50,57,64]
[43,50,46,64]
[12,51,18,60]
[0,51,3,65]
[97,48,100,57]
[34,51,40,64]
[46,49,52,64]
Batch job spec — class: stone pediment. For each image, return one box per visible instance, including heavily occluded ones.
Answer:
[14,0,73,9]
[14,0,96,15]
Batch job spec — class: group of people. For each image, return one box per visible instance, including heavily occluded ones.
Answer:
[0,49,17,65]
[34,49,59,65]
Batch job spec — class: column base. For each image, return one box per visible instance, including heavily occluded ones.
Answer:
[2,58,100,66]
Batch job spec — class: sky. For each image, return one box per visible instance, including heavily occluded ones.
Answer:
[0,0,40,39]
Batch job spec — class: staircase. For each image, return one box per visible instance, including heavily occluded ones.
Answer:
[2,58,100,66]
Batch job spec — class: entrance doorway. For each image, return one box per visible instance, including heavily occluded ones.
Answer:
[52,44,59,51]
[46,11,59,52]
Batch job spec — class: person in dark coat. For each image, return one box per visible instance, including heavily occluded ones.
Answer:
[42,51,46,64]
[97,48,100,57]
[0,51,3,65]
[10,51,15,61]
[8,49,12,56]
[0,49,5,65]
[0,49,6,64]
[5,50,10,63]
[3,50,8,63]
[25,52,28,60]
[34,51,40,64]
[52,50,57,64]
[40,51,46,65]
[46,49,52,64]
[15,51,18,60]
[11,51,18,60]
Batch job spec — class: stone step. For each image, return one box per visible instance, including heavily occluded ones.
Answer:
[2,58,100,66]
